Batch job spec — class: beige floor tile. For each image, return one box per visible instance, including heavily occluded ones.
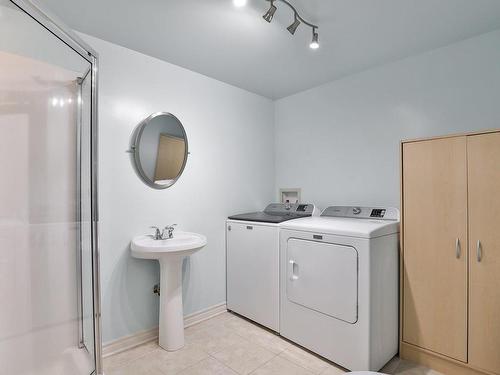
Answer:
[104,341,159,371]
[149,344,209,374]
[381,356,402,374]
[243,328,291,355]
[278,345,330,374]
[108,344,208,374]
[393,359,443,375]
[223,315,259,334]
[319,364,347,374]
[222,315,290,354]
[177,357,238,375]
[212,339,276,374]
[186,324,249,355]
[251,356,315,375]
[105,351,164,375]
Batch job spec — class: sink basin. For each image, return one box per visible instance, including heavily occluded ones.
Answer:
[131,232,207,259]
[131,231,207,351]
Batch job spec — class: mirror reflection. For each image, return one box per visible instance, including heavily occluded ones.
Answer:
[131,112,188,189]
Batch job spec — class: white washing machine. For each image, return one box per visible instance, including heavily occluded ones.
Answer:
[280,206,399,372]
[226,203,319,331]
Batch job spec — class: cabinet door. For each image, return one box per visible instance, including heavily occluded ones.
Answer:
[468,132,500,374]
[226,222,279,331]
[402,137,468,361]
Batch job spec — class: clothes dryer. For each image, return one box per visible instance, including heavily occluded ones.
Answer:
[280,206,399,371]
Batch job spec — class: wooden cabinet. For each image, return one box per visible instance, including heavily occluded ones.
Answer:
[402,137,468,361]
[401,130,500,375]
[467,133,500,374]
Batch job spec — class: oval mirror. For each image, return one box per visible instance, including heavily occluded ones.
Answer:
[131,112,188,189]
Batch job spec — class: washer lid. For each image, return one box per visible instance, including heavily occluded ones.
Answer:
[227,211,305,223]
[228,203,317,223]
[280,216,399,238]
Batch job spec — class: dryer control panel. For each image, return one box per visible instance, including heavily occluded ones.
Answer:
[321,206,400,221]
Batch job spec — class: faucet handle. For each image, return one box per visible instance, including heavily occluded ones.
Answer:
[163,224,177,239]
[150,226,162,240]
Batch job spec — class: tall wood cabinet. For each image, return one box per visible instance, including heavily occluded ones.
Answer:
[400,130,500,375]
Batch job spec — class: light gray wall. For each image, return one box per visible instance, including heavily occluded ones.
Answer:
[275,30,500,210]
[80,34,275,344]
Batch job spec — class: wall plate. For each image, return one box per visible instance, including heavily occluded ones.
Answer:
[280,188,301,204]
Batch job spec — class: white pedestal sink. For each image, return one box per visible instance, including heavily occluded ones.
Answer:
[131,231,207,351]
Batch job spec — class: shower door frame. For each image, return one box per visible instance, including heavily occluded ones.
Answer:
[7,1,103,374]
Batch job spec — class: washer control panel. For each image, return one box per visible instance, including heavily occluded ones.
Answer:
[264,203,316,215]
[321,206,399,221]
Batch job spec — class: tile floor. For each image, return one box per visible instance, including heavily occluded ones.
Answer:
[104,312,442,375]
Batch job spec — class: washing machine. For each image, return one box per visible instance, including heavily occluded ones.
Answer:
[226,203,319,331]
[280,206,399,371]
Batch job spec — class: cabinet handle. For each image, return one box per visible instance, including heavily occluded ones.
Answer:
[455,238,461,259]
[246,225,253,230]
[477,240,482,262]
[289,259,299,281]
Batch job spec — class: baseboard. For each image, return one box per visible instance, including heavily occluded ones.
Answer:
[400,341,493,375]
[102,302,227,358]
[183,302,227,328]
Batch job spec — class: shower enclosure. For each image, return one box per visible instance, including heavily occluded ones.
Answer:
[0,1,101,374]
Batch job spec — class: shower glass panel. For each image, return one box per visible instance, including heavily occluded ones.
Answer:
[0,1,99,374]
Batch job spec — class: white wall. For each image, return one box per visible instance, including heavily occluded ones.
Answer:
[79,34,275,344]
[275,30,500,210]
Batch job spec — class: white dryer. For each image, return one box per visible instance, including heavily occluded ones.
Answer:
[280,206,399,372]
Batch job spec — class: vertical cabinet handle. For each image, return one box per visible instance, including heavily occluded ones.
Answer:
[289,260,299,281]
[455,238,461,259]
[477,240,482,262]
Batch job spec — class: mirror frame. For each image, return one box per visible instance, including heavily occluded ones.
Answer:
[131,112,189,189]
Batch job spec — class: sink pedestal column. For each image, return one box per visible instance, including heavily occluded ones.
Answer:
[158,257,184,351]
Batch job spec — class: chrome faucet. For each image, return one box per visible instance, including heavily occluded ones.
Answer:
[150,224,178,240]
[163,224,177,239]
[150,226,163,240]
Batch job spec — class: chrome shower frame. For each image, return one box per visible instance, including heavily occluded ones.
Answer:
[7,1,103,374]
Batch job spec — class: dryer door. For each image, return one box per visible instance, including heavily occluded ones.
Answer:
[286,238,358,324]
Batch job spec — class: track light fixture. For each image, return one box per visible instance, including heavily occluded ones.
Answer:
[310,28,319,49]
[262,0,319,49]
[262,0,277,23]
[286,14,300,35]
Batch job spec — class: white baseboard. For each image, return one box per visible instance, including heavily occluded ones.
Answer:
[102,302,227,358]
[183,302,227,328]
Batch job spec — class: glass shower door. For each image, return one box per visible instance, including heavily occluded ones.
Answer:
[0,1,99,374]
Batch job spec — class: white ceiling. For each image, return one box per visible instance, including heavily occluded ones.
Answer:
[40,0,500,99]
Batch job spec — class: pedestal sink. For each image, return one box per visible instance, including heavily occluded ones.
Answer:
[131,231,207,351]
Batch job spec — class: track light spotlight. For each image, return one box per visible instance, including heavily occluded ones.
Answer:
[310,29,319,49]
[263,0,277,23]
[260,0,319,50]
[287,14,301,35]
